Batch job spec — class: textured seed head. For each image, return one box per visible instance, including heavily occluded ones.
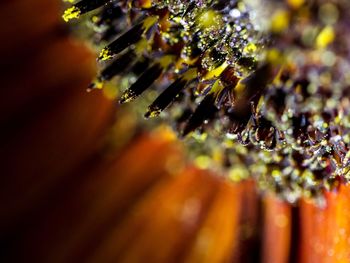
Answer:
[63,0,350,203]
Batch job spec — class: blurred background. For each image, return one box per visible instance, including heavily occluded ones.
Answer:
[1,0,350,262]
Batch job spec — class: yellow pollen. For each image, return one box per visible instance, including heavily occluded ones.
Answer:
[62,6,81,22]
[99,48,113,61]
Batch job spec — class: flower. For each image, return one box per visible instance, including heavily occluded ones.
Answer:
[1,0,350,263]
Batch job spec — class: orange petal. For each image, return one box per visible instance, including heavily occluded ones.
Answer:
[184,179,242,263]
[300,185,350,263]
[0,0,61,60]
[262,194,291,263]
[0,82,114,232]
[0,38,96,123]
[87,167,219,263]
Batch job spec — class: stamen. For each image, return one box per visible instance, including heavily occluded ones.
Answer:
[145,78,188,118]
[98,23,145,61]
[119,63,163,104]
[63,0,112,21]
[99,50,136,81]
[182,92,218,136]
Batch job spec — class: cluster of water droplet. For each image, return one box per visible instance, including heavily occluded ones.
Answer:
[182,0,350,203]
